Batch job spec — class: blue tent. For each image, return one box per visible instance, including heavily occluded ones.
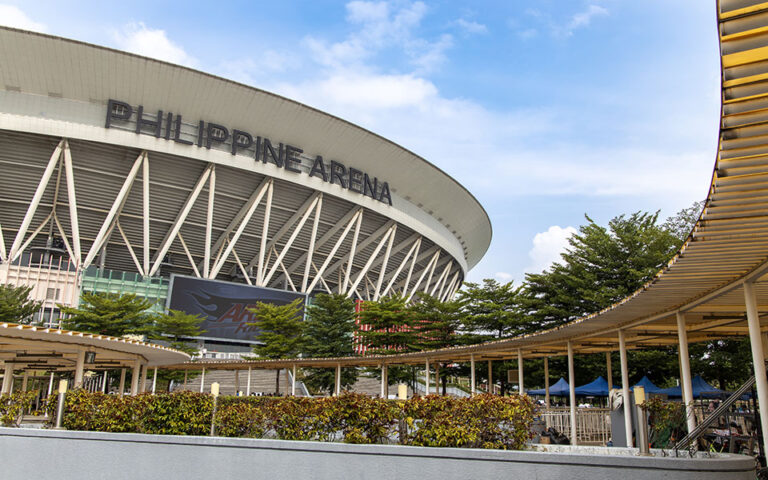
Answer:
[574,376,617,397]
[631,375,665,394]
[658,375,726,399]
[528,377,570,396]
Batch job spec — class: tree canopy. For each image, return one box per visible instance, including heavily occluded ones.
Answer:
[248,298,305,394]
[0,284,41,324]
[60,292,155,337]
[302,293,359,393]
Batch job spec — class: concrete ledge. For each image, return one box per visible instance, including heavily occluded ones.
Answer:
[0,428,756,480]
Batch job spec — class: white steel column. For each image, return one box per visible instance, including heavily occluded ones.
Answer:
[119,368,126,397]
[9,141,63,262]
[676,312,696,435]
[347,226,396,296]
[130,359,141,396]
[199,367,206,393]
[301,195,323,291]
[203,166,216,279]
[142,153,150,275]
[234,370,240,394]
[246,367,252,396]
[373,224,397,300]
[291,365,297,396]
[74,350,85,388]
[209,180,271,279]
[21,372,28,391]
[149,165,212,276]
[401,238,422,298]
[618,330,632,447]
[307,210,362,292]
[518,350,524,394]
[470,354,476,396]
[83,152,146,268]
[102,371,108,393]
[256,181,274,285]
[745,282,768,457]
[606,352,613,391]
[342,212,363,293]
[567,341,577,446]
[425,359,430,395]
[151,367,158,394]
[435,363,440,396]
[544,357,550,408]
[62,141,81,265]
[263,195,321,286]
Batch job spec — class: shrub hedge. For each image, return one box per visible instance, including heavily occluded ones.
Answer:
[43,391,534,450]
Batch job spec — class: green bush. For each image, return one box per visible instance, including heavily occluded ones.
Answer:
[402,394,535,449]
[641,397,688,448]
[51,390,535,450]
[0,390,37,426]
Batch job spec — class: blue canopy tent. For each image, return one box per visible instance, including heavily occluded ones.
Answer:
[630,375,665,395]
[658,375,726,399]
[574,376,617,397]
[528,377,570,396]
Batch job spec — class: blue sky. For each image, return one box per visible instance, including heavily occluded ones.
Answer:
[0,1,721,284]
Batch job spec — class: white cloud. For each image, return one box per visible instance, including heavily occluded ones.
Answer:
[568,5,608,31]
[304,1,450,73]
[277,71,437,110]
[113,22,197,67]
[495,272,514,282]
[525,226,577,275]
[0,5,46,32]
[454,18,488,35]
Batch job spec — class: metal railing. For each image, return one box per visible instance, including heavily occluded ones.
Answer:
[674,375,757,457]
[540,407,611,445]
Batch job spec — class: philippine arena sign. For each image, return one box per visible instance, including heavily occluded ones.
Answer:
[105,99,393,205]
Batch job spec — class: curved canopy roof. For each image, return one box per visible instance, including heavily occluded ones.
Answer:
[0,322,190,369]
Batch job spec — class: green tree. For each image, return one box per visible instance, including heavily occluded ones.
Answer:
[0,284,41,324]
[60,292,154,337]
[409,293,466,394]
[357,295,420,390]
[357,294,417,354]
[302,293,359,394]
[457,279,527,342]
[152,309,206,354]
[519,202,704,390]
[248,298,305,395]
[522,211,681,330]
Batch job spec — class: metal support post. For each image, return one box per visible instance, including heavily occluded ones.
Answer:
[567,341,577,446]
[745,282,768,458]
[119,368,126,397]
[470,354,476,396]
[676,312,696,435]
[74,349,85,388]
[619,329,632,447]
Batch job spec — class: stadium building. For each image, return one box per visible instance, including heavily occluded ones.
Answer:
[0,27,491,356]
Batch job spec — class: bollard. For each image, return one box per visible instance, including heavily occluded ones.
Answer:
[210,382,220,436]
[634,386,651,456]
[53,379,68,430]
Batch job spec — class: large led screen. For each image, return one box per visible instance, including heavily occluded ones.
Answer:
[167,275,306,342]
